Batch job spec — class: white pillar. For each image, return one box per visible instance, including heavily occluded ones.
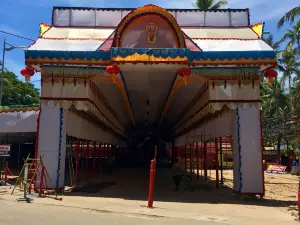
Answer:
[37,103,66,188]
[232,107,264,195]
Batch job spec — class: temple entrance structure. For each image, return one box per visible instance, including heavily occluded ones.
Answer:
[24,5,277,196]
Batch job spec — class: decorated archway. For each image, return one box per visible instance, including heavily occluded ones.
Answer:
[112,4,186,48]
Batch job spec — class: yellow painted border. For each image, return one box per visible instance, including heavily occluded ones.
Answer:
[112,53,188,62]
[251,22,264,37]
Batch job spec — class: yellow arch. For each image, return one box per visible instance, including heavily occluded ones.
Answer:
[113,4,186,48]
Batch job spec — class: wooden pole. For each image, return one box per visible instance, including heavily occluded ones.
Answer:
[39,165,45,197]
[180,147,183,165]
[75,140,80,183]
[93,141,96,175]
[196,142,199,179]
[185,144,188,173]
[204,142,208,183]
[215,138,219,188]
[219,137,224,185]
[99,143,102,172]
[298,177,300,221]
[4,161,8,185]
[189,143,192,174]
[18,133,21,168]
[201,133,203,177]
[85,140,90,179]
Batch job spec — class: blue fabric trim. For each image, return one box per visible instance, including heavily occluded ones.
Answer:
[189,51,276,61]
[111,48,189,59]
[236,108,243,193]
[191,66,260,70]
[25,49,276,62]
[56,107,63,188]
[25,50,111,61]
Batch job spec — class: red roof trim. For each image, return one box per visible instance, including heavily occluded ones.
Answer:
[191,38,260,40]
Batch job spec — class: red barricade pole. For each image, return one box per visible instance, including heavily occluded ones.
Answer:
[86,140,90,179]
[39,165,45,197]
[93,141,96,175]
[147,160,155,208]
[75,140,80,183]
[215,138,219,188]
[196,142,199,179]
[4,161,8,185]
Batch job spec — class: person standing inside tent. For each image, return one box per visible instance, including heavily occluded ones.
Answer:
[172,158,184,191]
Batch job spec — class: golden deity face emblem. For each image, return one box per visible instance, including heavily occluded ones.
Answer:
[145,22,158,44]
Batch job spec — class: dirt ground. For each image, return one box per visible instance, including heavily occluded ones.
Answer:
[206,169,299,218]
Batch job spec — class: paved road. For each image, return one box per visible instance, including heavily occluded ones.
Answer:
[0,199,224,225]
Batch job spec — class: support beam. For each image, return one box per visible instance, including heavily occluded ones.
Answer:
[219,137,224,185]
[232,108,264,195]
[36,103,66,189]
[215,138,219,188]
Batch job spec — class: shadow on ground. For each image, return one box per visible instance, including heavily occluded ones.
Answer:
[63,168,297,208]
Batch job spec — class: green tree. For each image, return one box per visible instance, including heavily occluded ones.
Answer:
[277,46,300,89]
[265,34,281,51]
[294,69,300,143]
[261,79,291,117]
[0,65,40,106]
[261,79,292,163]
[194,0,228,10]
[278,6,300,29]
[279,20,300,53]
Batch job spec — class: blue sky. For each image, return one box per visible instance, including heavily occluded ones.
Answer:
[0,0,299,89]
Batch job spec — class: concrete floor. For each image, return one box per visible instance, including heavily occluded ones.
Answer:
[0,200,223,225]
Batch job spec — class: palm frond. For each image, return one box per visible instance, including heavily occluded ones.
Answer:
[210,0,228,9]
[278,6,300,28]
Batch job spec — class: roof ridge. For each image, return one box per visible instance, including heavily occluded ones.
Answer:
[53,6,249,12]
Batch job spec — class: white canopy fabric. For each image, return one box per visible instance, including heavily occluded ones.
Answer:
[193,39,273,51]
[0,110,39,133]
[28,39,104,51]
[43,27,115,39]
[29,28,269,52]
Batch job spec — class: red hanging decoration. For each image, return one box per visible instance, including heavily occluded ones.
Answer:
[178,67,191,85]
[20,67,35,82]
[264,69,277,85]
[106,65,121,83]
